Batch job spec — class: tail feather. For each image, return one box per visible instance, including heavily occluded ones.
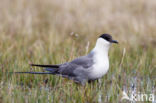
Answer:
[14,72,53,74]
[30,64,59,68]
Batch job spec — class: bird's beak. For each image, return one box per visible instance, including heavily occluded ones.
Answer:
[111,40,118,44]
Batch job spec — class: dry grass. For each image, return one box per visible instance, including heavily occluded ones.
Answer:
[0,0,155,103]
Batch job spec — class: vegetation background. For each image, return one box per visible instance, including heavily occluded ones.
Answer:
[0,0,155,103]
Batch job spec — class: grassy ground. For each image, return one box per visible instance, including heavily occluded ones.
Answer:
[0,0,156,103]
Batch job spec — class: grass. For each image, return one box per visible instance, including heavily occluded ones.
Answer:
[0,0,156,103]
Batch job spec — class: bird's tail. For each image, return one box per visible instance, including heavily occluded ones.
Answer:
[11,64,60,75]
[30,64,59,68]
[12,72,53,74]
[30,63,59,74]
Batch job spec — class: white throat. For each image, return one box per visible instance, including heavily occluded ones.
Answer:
[94,38,111,54]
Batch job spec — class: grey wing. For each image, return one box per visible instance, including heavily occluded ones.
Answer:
[58,63,79,77]
[58,55,94,77]
[70,55,94,68]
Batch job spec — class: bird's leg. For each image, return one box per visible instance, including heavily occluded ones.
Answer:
[98,79,102,88]
[80,79,87,86]
[98,79,102,103]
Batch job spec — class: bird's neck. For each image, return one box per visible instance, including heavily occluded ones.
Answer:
[93,39,110,56]
[93,45,109,58]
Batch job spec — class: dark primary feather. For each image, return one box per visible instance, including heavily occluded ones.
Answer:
[30,64,60,74]
[30,64,59,68]
[14,72,53,74]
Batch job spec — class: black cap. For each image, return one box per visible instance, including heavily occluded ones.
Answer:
[99,34,118,44]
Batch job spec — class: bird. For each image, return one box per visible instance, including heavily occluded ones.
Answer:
[16,34,118,85]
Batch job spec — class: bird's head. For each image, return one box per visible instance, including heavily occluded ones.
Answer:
[95,34,118,51]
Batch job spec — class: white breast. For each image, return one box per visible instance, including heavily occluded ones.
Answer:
[90,52,109,79]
